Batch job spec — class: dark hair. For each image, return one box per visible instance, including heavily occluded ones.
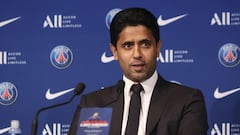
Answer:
[110,7,160,46]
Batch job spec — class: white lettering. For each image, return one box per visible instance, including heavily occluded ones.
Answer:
[211,12,231,26]
[0,51,7,64]
[43,15,62,28]
[42,123,61,135]
[211,123,230,135]
[158,49,173,63]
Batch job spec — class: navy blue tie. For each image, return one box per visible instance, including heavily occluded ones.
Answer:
[125,83,143,135]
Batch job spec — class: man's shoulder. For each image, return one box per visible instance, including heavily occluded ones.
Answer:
[80,82,123,107]
[83,80,124,98]
[155,80,206,110]
[157,74,199,92]
[157,78,203,97]
[83,84,118,97]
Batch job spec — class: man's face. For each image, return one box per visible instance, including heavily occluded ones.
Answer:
[110,25,161,82]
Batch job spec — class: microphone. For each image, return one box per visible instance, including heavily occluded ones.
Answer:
[31,82,85,135]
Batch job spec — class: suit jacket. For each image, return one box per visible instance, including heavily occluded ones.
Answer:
[68,75,209,135]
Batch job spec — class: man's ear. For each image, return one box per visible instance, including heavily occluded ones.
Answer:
[156,40,162,57]
[110,43,118,60]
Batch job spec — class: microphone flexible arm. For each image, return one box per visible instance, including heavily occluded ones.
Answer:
[31,83,85,135]
[31,94,76,135]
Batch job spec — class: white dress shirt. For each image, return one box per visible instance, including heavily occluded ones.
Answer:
[121,70,158,135]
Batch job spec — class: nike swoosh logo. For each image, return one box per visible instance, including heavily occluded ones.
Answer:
[101,52,115,63]
[214,87,240,99]
[0,17,21,27]
[0,127,10,134]
[157,14,187,26]
[45,88,74,100]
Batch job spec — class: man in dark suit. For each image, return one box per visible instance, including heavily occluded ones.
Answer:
[68,7,208,135]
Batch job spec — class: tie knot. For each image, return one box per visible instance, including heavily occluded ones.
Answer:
[131,83,143,93]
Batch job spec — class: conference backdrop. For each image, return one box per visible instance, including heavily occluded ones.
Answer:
[0,0,239,135]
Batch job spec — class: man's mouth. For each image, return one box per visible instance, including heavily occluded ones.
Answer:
[131,63,145,71]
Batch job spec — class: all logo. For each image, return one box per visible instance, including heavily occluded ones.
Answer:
[211,123,230,135]
[43,15,82,28]
[211,123,240,135]
[211,12,240,26]
[158,49,174,63]
[218,43,239,67]
[0,51,27,65]
[0,82,18,106]
[50,45,73,69]
[42,123,70,135]
[211,12,231,26]
[0,51,7,64]
[44,15,63,28]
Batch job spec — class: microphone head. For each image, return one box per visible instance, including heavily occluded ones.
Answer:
[11,120,20,129]
[74,82,86,95]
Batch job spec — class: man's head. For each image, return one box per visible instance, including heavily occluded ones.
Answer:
[109,8,162,82]
[110,7,160,47]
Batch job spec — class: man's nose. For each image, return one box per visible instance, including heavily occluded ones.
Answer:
[133,45,142,59]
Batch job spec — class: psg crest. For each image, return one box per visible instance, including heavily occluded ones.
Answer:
[218,43,240,67]
[50,45,73,69]
[0,82,18,106]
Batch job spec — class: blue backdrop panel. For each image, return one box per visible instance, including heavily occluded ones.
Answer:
[0,0,239,135]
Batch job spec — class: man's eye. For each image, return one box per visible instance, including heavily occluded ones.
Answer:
[141,42,151,48]
[140,40,151,48]
[122,43,132,49]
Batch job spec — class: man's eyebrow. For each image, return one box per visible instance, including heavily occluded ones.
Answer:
[122,41,134,45]
[139,39,151,43]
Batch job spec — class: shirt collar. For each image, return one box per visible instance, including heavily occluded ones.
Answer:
[123,70,158,94]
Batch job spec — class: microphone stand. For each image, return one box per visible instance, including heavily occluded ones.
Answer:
[31,82,85,135]
[31,94,76,135]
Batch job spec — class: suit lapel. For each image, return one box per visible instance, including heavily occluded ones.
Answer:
[146,76,169,134]
[107,81,125,134]
[110,91,124,134]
